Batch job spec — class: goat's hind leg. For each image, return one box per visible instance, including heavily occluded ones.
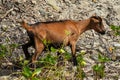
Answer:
[22,41,33,60]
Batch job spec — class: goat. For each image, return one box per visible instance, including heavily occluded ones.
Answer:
[21,16,106,66]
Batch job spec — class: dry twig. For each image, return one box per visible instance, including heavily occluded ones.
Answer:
[0,7,14,21]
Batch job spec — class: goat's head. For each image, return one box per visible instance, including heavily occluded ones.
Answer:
[90,16,106,35]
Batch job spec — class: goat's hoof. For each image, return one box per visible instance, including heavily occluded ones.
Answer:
[29,63,36,69]
[73,61,78,66]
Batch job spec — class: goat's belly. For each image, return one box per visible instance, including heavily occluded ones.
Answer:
[47,37,64,43]
[46,35,68,44]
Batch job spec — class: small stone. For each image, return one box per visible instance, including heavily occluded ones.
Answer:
[15,0,26,3]
[112,42,120,48]
[86,45,92,49]
[93,42,100,48]
[0,76,9,80]
[98,47,105,52]
[45,0,60,11]
[31,0,37,4]
[11,11,16,16]
[64,46,71,53]
[1,25,8,31]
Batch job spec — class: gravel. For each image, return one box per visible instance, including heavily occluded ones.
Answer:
[0,0,120,79]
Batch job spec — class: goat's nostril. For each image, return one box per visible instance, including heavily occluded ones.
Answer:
[100,31,105,35]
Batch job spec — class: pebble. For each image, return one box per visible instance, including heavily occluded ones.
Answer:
[112,42,120,48]
[15,0,26,3]
[0,0,120,80]
[31,0,37,4]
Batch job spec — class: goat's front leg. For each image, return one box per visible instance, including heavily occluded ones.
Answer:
[32,38,44,64]
[71,42,78,66]
[70,39,78,66]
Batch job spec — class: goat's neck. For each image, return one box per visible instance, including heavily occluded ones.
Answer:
[77,19,91,35]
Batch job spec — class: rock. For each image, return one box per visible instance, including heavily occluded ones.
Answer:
[31,0,37,4]
[11,11,17,16]
[85,77,94,80]
[0,76,9,80]
[98,47,105,53]
[85,45,91,49]
[112,42,120,48]
[93,42,100,48]
[14,0,26,3]
[0,0,120,79]
[45,0,60,11]
[113,6,120,14]
[64,46,71,53]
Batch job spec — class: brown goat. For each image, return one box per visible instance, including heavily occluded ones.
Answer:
[21,16,106,66]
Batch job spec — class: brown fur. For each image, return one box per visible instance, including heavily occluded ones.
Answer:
[21,16,105,66]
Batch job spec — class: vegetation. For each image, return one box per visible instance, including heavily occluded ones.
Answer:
[110,25,120,36]
[0,25,119,79]
[0,40,19,62]
[0,41,111,80]
[92,54,110,80]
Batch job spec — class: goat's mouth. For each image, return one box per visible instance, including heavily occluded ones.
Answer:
[99,31,106,35]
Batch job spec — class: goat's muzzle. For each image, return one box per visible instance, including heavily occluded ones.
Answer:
[99,31,106,35]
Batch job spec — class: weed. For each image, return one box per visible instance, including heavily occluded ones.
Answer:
[110,25,120,36]
[93,54,110,80]
[22,66,41,80]
[0,43,19,59]
[76,50,86,80]
[0,44,8,58]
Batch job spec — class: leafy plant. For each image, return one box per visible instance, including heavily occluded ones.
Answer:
[93,63,104,80]
[64,51,71,60]
[50,46,57,53]
[98,54,110,63]
[0,44,8,58]
[93,54,110,80]
[64,30,71,36]
[42,54,57,65]
[76,50,86,80]
[110,25,120,36]
[22,66,41,80]
[0,43,19,59]
[77,50,86,67]
[38,53,57,66]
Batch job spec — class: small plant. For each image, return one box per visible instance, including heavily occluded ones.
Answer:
[77,50,86,67]
[0,43,19,59]
[93,63,104,80]
[93,54,110,80]
[0,44,8,58]
[110,25,120,36]
[76,50,86,80]
[98,54,110,63]
[39,53,57,66]
[22,66,41,80]
[64,51,71,61]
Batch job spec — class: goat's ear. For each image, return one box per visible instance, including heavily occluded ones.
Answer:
[20,19,28,29]
[21,19,26,24]
[91,17,99,23]
[92,13,96,17]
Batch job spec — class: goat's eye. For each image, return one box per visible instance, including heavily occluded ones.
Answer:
[97,23,101,27]
[98,24,100,26]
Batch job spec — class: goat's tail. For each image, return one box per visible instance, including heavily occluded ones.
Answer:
[21,20,34,32]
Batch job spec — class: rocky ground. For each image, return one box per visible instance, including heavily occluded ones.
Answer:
[0,0,120,80]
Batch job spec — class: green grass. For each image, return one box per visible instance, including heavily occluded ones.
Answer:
[110,25,120,36]
[0,43,112,80]
[2,24,120,79]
